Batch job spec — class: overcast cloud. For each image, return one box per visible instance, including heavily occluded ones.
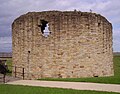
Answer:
[0,0,120,52]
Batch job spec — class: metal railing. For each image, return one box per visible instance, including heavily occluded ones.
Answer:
[13,66,25,80]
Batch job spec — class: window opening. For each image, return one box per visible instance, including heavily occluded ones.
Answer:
[44,23,51,37]
[38,20,51,37]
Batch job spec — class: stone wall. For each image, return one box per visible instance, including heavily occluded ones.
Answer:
[12,11,113,79]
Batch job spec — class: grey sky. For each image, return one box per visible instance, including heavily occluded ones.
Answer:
[0,0,120,52]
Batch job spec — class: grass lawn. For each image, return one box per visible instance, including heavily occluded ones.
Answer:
[39,56,120,84]
[0,84,119,94]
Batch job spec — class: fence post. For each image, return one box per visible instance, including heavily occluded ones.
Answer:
[15,66,16,77]
[23,68,24,80]
[3,74,5,83]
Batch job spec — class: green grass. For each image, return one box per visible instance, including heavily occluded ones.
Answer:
[39,56,120,84]
[114,56,120,77]
[0,84,119,94]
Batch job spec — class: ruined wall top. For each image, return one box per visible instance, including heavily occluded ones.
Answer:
[12,10,112,27]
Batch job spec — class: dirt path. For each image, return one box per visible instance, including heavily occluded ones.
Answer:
[6,80,120,93]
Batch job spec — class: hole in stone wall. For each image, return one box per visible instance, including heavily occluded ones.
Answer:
[80,66,84,68]
[98,23,101,27]
[94,76,98,77]
[43,23,51,37]
[38,20,51,37]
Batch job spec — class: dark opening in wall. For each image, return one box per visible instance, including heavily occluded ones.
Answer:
[94,76,98,77]
[40,20,48,34]
[38,20,51,37]
[80,66,84,68]
[98,23,101,27]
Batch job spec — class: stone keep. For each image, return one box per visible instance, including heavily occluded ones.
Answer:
[12,11,113,79]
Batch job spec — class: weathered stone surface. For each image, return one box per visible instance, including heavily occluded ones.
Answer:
[12,11,113,79]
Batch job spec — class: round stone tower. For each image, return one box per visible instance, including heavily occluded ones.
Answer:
[12,11,113,79]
